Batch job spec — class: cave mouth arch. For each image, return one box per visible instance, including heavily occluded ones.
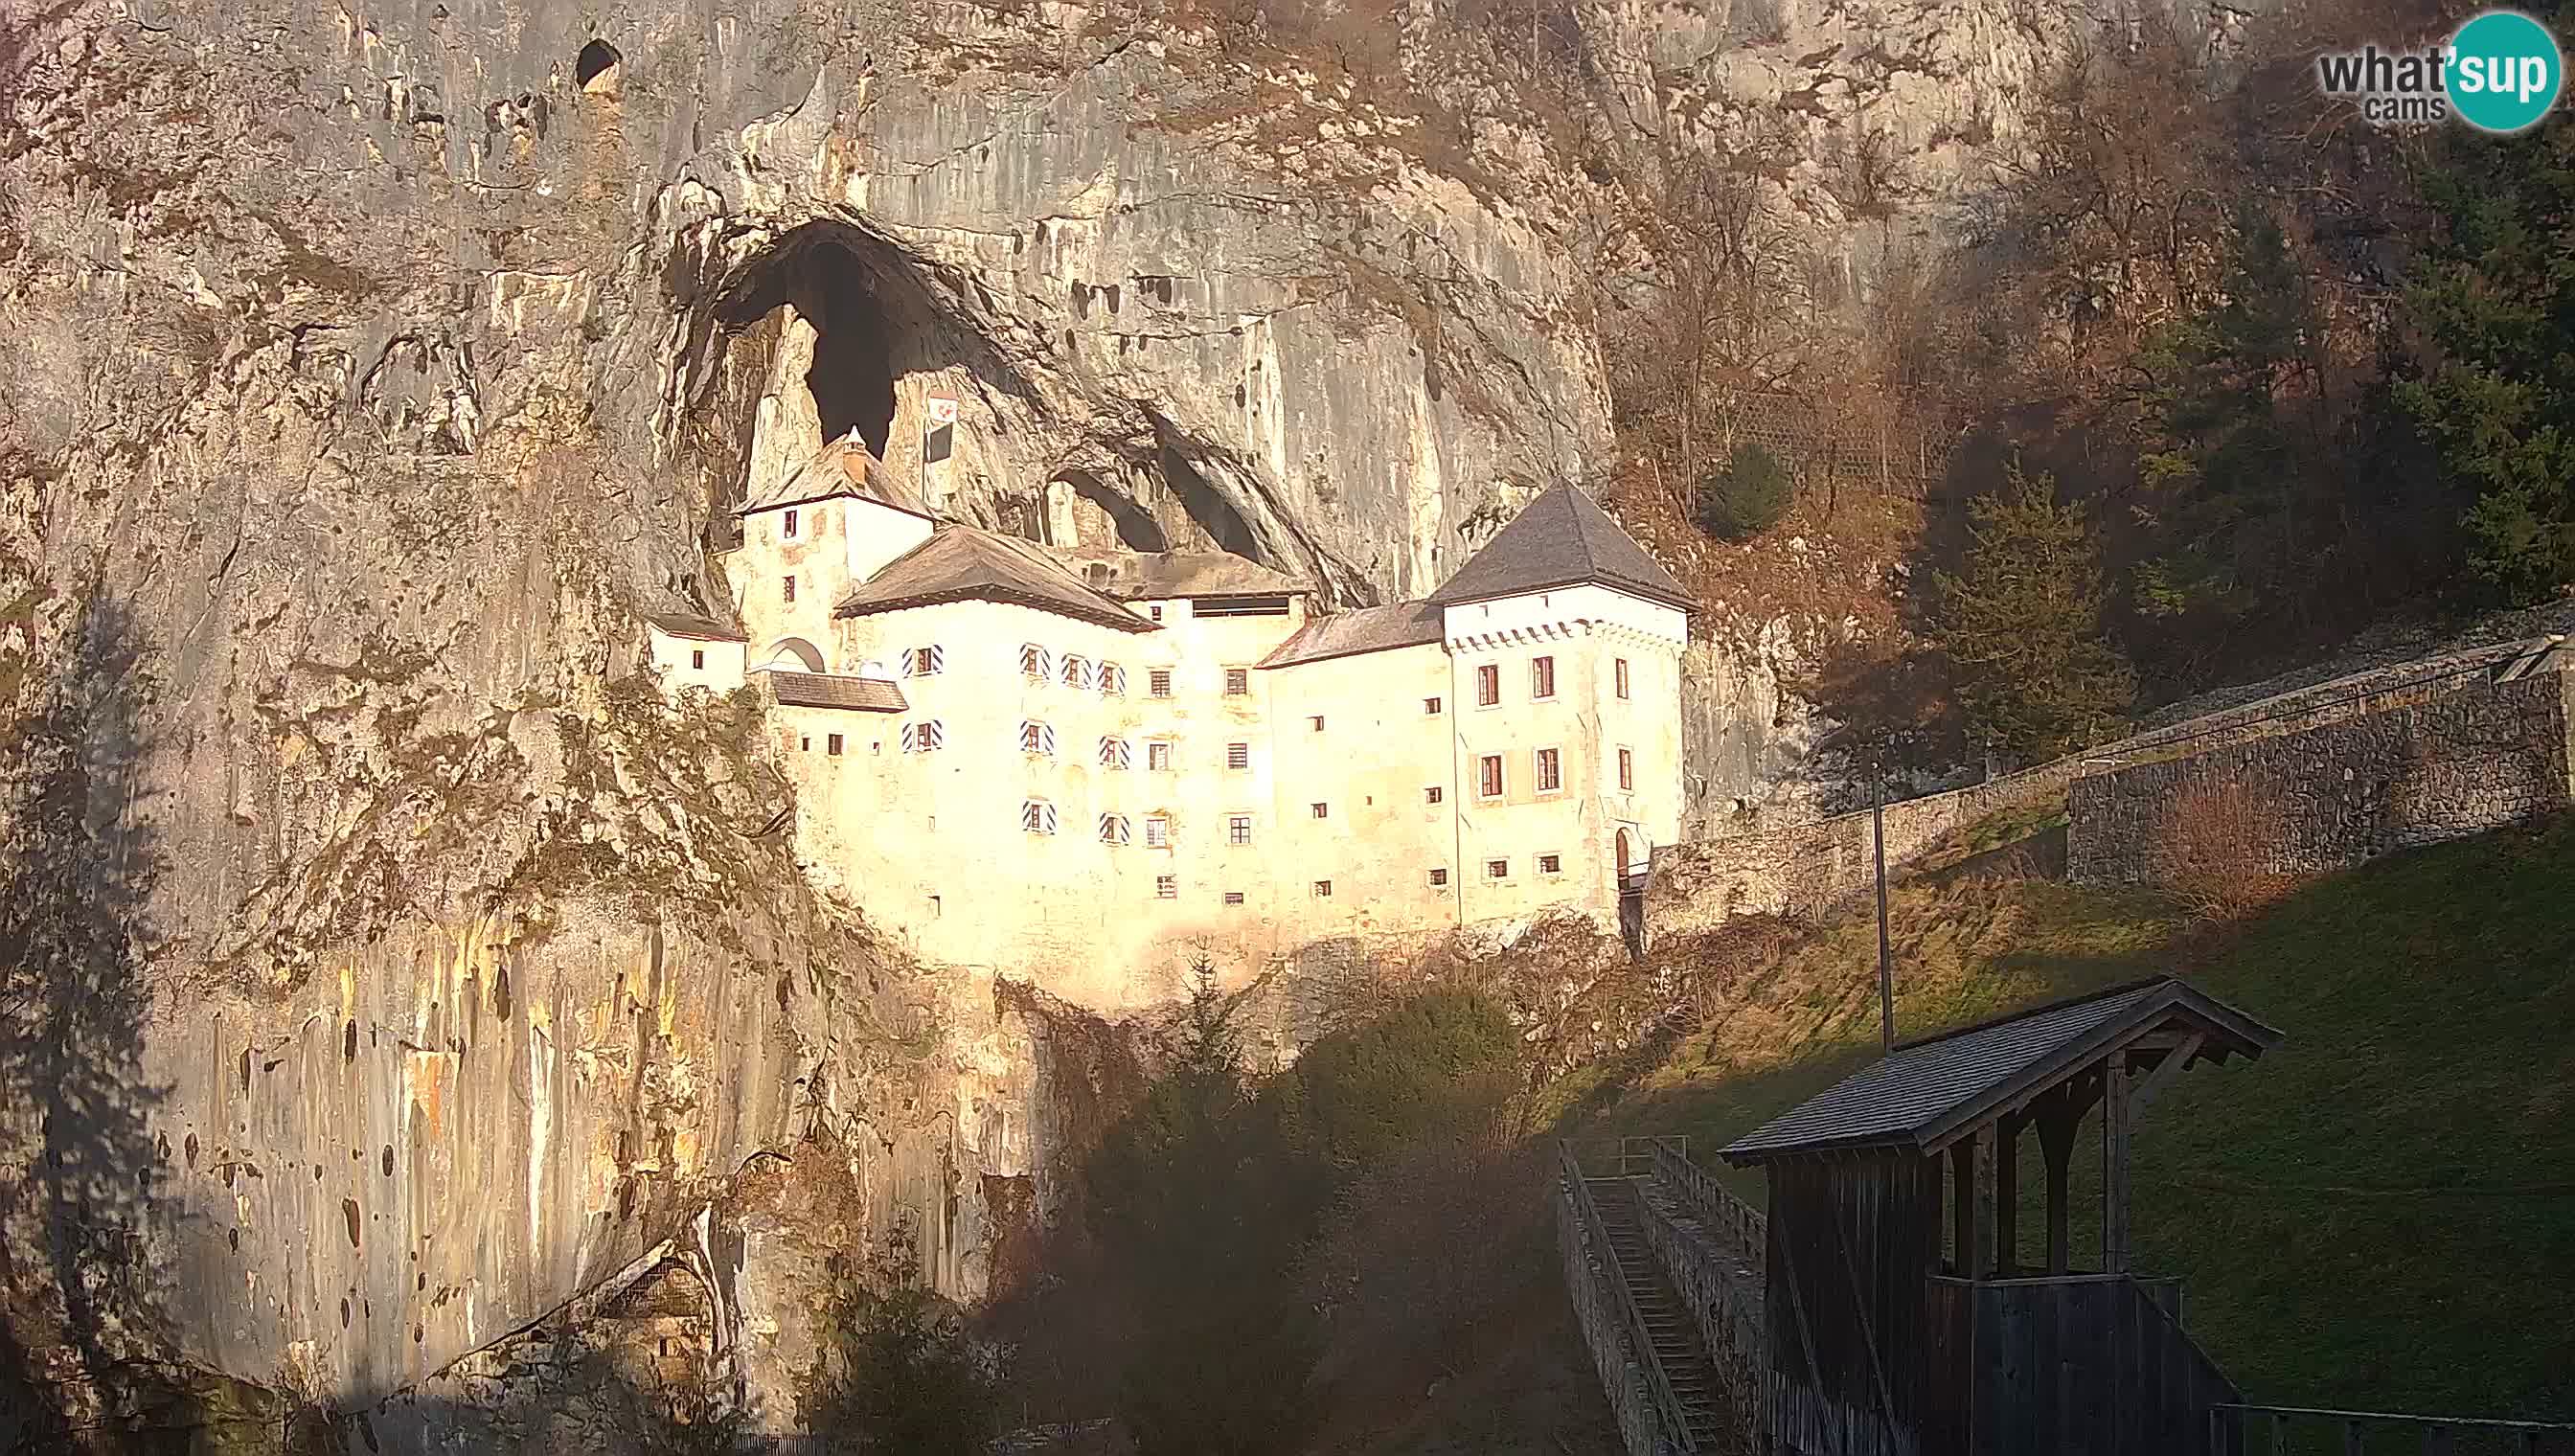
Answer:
[716,225,909,463]
[1047,470,1169,552]
[1157,442,1261,561]
[575,39,622,93]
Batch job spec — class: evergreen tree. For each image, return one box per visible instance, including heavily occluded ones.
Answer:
[2128,208,2316,639]
[1934,463,2137,762]
[2397,76,2575,606]
[1696,442,1795,540]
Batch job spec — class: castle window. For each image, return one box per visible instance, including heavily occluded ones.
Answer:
[784,510,799,539]
[901,720,946,753]
[1428,868,1448,887]
[1020,644,1053,680]
[1532,655,1556,700]
[1223,891,1246,906]
[1062,654,1091,690]
[1146,815,1172,848]
[1424,785,1443,805]
[1615,657,1630,699]
[1148,740,1174,772]
[1099,813,1130,846]
[1155,874,1177,898]
[1536,747,1561,794]
[1312,880,1333,899]
[1476,663,1499,707]
[1100,736,1132,770]
[1618,748,1633,791]
[1020,720,1058,758]
[1227,742,1249,770]
[1487,858,1509,879]
[1150,604,1164,621]
[1479,755,1504,799]
[784,578,797,604]
[1099,661,1127,695]
[827,734,844,756]
[1228,814,1253,846]
[1150,669,1174,698]
[1309,716,1324,732]
[1424,696,1442,715]
[799,735,811,752]
[1022,799,1058,835]
[691,649,705,670]
[901,645,946,677]
[1310,803,1328,819]
[1224,668,1249,695]
[1540,853,1562,876]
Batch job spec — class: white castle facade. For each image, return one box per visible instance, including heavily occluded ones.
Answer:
[645,441,1693,1013]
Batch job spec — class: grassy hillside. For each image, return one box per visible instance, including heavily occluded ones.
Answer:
[1570,813,2575,1422]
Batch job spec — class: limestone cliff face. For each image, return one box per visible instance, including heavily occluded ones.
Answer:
[0,0,1602,1432]
[0,0,2130,1434]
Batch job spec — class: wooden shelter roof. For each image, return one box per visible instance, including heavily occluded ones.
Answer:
[1718,976,2281,1165]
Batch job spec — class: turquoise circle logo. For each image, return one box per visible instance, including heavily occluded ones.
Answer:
[2449,10,2564,132]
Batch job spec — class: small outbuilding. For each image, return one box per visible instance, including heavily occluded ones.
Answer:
[1719,975,2283,1456]
[646,610,749,695]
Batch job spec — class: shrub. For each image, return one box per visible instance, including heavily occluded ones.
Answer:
[2157,776,2301,921]
[1696,443,1794,540]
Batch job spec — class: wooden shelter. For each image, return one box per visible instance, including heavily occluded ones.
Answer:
[1718,975,2283,1456]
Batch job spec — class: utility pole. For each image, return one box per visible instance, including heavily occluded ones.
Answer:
[1874,762,1895,1053]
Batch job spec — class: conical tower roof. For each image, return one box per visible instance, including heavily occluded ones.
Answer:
[1425,486,1693,612]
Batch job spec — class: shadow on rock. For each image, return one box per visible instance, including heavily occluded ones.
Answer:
[0,598,179,1448]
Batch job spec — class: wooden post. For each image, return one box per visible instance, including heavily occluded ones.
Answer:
[1951,1138,1977,1277]
[2103,1051,2132,1275]
[1972,1126,1998,1278]
[2036,1083,2082,1275]
[1994,1113,2020,1278]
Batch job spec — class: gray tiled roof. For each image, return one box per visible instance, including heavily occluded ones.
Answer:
[737,435,931,518]
[766,671,907,713]
[1258,601,1446,669]
[1038,545,1306,602]
[645,610,746,643]
[1718,977,2281,1164]
[1426,485,1693,612]
[833,526,1157,634]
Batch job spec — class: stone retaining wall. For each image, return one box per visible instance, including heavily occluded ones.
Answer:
[2068,665,2575,884]
[1644,759,2080,944]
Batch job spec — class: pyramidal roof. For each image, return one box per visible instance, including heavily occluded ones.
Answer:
[1424,485,1693,613]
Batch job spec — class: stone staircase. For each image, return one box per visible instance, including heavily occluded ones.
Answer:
[1590,1175,1737,1452]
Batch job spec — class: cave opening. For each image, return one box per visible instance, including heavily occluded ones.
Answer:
[1050,470,1169,552]
[1158,443,1260,561]
[716,230,903,464]
[805,258,899,459]
[576,40,623,93]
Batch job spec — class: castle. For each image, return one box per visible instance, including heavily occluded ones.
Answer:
[646,439,1693,1012]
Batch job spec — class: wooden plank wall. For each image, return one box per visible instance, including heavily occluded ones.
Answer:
[1948,1274,2240,1456]
[1765,1155,1946,1456]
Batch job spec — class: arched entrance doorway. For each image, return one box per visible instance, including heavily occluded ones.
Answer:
[1615,828,1647,960]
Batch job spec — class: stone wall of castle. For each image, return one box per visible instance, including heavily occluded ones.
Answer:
[1641,759,2082,943]
[2066,666,2575,885]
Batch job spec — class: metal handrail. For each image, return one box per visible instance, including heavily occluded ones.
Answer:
[1559,1143,1701,1454]
[2211,1402,2575,1454]
[1649,1136,1768,1263]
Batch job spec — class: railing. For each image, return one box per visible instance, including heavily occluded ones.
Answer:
[2211,1404,2575,1454]
[1631,1159,1768,1453]
[1647,1136,1768,1263]
[1556,1143,1699,1456]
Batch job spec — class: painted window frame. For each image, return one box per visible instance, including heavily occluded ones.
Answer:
[1098,812,1130,846]
[1478,754,1505,800]
[901,645,946,677]
[1021,799,1058,835]
[1099,736,1132,770]
[1531,654,1556,701]
[901,720,946,754]
[1535,745,1563,795]
[1020,719,1059,758]
[1019,643,1053,680]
